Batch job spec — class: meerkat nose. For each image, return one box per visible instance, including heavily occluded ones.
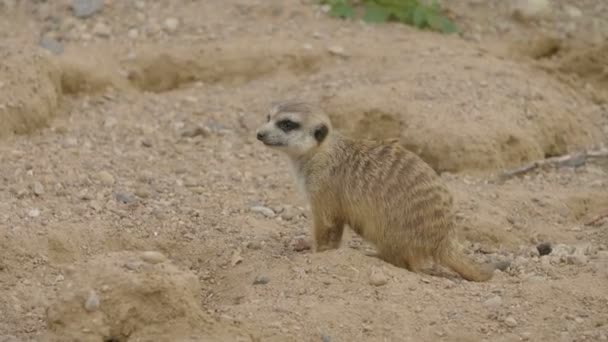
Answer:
[256,131,267,141]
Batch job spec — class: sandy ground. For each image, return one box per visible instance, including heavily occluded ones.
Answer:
[1,0,608,341]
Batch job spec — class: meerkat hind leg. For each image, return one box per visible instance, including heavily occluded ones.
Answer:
[312,213,344,252]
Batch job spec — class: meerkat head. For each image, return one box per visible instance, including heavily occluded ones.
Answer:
[256,100,332,158]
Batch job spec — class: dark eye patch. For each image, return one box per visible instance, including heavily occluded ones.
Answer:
[276,119,300,132]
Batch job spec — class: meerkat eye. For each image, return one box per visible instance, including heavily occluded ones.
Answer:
[276,119,300,132]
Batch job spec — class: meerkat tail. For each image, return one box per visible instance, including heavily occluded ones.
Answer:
[439,245,494,282]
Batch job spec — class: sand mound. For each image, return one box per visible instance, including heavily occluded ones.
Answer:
[45,251,256,342]
[0,45,63,138]
[321,55,601,173]
[125,38,327,92]
[556,43,608,103]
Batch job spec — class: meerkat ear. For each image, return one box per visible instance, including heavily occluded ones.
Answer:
[314,124,328,143]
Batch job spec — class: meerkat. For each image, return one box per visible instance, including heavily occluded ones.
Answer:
[255,100,494,282]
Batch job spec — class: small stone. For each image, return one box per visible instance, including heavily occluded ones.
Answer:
[483,295,503,308]
[40,36,64,55]
[114,192,135,204]
[134,187,151,199]
[246,241,262,250]
[504,316,518,328]
[92,22,111,37]
[97,171,115,185]
[32,182,45,196]
[28,208,40,218]
[369,266,389,286]
[495,260,511,271]
[253,275,270,285]
[140,251,167,264]
[512,0,550,21]
[128,28,139,39]
[179,125,210,138]
[564,5,582,18]
[566,253,588,265]
[291,236,311,252]
[536,242,552,256]
[71,0,103,18]
[124,261,142,271]
[280,206,299,221]
[231,250,243,266]
[551,244,573,257]
[164,17,179,32]
[321,335,331,342]
[327,45,347,57]
[250,206,275,218]
[84,290,100,312]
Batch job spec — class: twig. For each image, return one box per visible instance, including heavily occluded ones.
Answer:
[498,147,608,180]
[585,211,608,226]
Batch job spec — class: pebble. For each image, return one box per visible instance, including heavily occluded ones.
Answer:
[140,251,167,264]
[124,261,142,271]
[551,244,573,257]
[39,36,64,55]
[536,242,552,256]
[495,260,511,271]
[134,187,151,199]
[321,335,331,342]
[291,236,311,252]
[180,125,210,138]
[97,171,115,186]
[280,205,299,221]
[92,22,111,37]
[512,0,550,21]
[164,17,179,32]
[327,45,348,57]
[250,206,275,218]
[114,192,135,204]
[84,290,100,312]
[564,5,582,18]
[369,266,389,286]
[253,275,270,285]
[32,181,45,196]
[128,28,139,39]
[72,0,104,18]
[483,295,502,308]
[246,241,262,250]
[504,316,518,328]
[28,208,40,218]
[566,253,588,265]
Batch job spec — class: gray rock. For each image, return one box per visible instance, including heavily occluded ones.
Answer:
[504,316,518,328]
[483,295,503,308]
[140,251,167,264]
[71,0,103,18]
[39,36,64,55]
[114,191,135,204]
[32,181,45,196]
[253,275,270,285]
[84,290,100,312]
[369,266,389,286]
[250,206,275,218]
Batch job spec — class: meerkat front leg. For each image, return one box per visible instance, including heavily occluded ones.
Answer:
[311,210,344,252]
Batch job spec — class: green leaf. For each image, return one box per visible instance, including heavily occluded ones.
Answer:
[412,6,427,28]
[439,18,458,33]
[328,3,355,19]
[362,3,391,23]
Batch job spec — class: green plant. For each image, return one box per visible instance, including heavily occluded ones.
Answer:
[319,0,458,34]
